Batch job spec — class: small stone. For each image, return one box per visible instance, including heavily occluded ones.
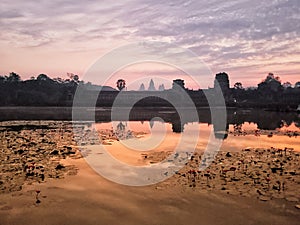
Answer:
[55,164,65,170]
[225,152,232,157]
[0,205,13,210]
[257,189,266,196]
[259,196,271,201]
[50,150,59,155]
[285,197,299,202]
[295,205,300,209]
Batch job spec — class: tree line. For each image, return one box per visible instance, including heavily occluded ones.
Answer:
[0,72,81,106]
[0,72,299,108]
[230,73,300,109]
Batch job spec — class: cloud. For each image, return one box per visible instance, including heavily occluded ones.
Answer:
[0,0,299,85]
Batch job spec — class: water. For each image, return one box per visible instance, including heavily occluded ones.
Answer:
[1,107,299,153]
[1,107,299,186]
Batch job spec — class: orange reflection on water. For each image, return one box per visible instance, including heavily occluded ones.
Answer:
[93,121,299,165]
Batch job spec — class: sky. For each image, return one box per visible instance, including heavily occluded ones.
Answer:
[0,0,299,89]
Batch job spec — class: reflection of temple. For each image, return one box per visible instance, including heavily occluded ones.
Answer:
[171,121,185,133]
[214,123,229,140]
[1,107,299,136]
[170,118,228,138]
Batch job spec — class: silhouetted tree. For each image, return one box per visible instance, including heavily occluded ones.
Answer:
[116,79,126,91]
[67,73,80,84]
[0,75,5,83]
[37,74,50,81]
[53,77,64,84]
[295,81,300,88]
[7,72,21,83]
[234,82,243,90]
[282,82,292,89]
[258,73,283,92]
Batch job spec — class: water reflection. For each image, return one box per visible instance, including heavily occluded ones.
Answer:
[1,107,299,136]
[172,121,185,133]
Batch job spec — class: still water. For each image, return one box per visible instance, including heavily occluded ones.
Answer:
[93,120,300,161]
[80,119,299,185]
[1,107,299,154]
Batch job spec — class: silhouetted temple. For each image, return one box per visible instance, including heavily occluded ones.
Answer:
[79,73,300,109]
[0,72,299,109]
[172,79,185,90]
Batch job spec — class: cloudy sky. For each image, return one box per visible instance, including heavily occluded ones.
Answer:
[0,0,299,88]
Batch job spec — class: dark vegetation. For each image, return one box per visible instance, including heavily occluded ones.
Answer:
[0,72,299,109]
[0,72,115,106]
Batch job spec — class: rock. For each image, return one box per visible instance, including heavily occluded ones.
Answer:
[225,152,232,157]
[0,205,13,210]
[285,197,299,202]
[55,164,65,170]
[257,189,266,196]
[259,196,271,201]
[16,149,24,154]
[295,205,300,209]
[50,150,59,155]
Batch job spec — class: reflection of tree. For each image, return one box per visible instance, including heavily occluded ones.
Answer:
[115,122,133,140]
[117,122,126,132]
[295,115,300,128]
[233,124,243,134]
[256,117,284,130]
[230,109,298,131]
[282,119,293,127]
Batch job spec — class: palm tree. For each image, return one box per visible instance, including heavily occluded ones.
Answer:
[116,79,126,91]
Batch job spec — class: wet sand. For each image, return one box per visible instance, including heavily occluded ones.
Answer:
[0,121,299,225]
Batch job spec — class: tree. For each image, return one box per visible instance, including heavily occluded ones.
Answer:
[67,73,79,84]
[116,79,126,91]
[295,81,300,88]
[282,82,292,89]
[234,82,243,90]
[258,73,282,92]
[0,75,5,83]
[37,74,50,81]
[6,72,21,83]
[53,77,64,84]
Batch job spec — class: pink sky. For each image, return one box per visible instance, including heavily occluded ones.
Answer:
[0,1,299,89]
